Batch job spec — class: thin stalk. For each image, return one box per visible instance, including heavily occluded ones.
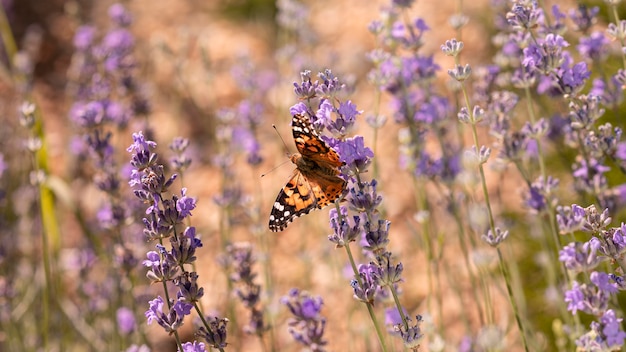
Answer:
[459,73,530,350]
[497,248,530,351]
[344,242,389,352]
[335,202,389,352]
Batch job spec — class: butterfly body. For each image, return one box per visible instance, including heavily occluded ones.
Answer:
[268,114,346,232]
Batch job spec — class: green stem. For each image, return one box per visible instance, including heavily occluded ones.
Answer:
[335,201,388,351]
[497,248,530,352]
[460,75,530,350]
[343,242,389,352]
[608,4,626,69]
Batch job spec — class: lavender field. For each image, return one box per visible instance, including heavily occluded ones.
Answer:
[1,0,626,351]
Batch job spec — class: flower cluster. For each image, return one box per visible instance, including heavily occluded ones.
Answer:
[128,131,223,350]
[281,288,327,352]
[68,3,149,235]
[222,242,267,335]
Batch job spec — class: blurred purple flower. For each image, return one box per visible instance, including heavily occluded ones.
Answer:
[108,3,133,27]
[558,240,603,273]
[281,288,327,352]
[590,271,618,294]
[223,242,266,334]
[576,310,626,350]
[74,25,96,50]
[569,5,599,32]
[0,154,6,178]
[506,1,541,31]
[180,341,206,352]
[578,32,610,61]
[565,280,609,315]
[117,307,136,334]
[169,137,192,173]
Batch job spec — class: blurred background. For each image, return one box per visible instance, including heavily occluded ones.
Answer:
[2,0,626,351]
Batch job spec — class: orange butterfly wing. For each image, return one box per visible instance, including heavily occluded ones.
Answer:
[268,114,346,232]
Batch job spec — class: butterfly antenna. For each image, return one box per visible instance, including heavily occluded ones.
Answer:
[261,124,293,178]
[260,159,291,178]
[273,124,291,157]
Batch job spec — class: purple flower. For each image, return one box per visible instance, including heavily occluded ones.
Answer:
[599,310,626,348]
[282,288,323,320]
[609,274,626,290]
[394,315,424,349]
[145,296,192,333]
[170,226,203,265]
[290,101,310,117]
[101,28,134,67]
[564,281,609,315]
[169,137,192,172]
[373,251,403,287]
[143,245,180,283]
[524,176,558,213]
[556,204,586,234]
[293,70,319,99]
[572,159,611,188]
[363,219,390,255]
[506,1,541,31]
[558,240,603,273]
[569,5,599,32]
[180,341,206,352]
[481,227,509,247]
[337,136,374,175]
[0,153,6,179]
[70,101,106,127]
[108,3,133,27]
[328,206,361,247]
[310,99,335,134]
[578,32,610,61]
[569,94,604,130]
[385,306,409,329]
[127,131,157,154]
[347,179,382,213]
[559,61,590,95]
[523,34,569,73]
[175,271,204,303]
[387,18,429,50]
[197,316,229,349]
[577,310,626,350]
[544,5,566,34]
[281,289,327,351]
[351,263,380,304]
[591,77,624,109]
[590,271,618,294]
[96,201,124,229]
[176,188,196,218]
[117,307,136,334]
[73,25,96,50]
[579,205,612,234]
[322,100,359,137]
[141,210,172,240]
[223,242,266,334]
[125,345,151,352]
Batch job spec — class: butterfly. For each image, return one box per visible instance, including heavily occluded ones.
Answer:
[268,113,346,232]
